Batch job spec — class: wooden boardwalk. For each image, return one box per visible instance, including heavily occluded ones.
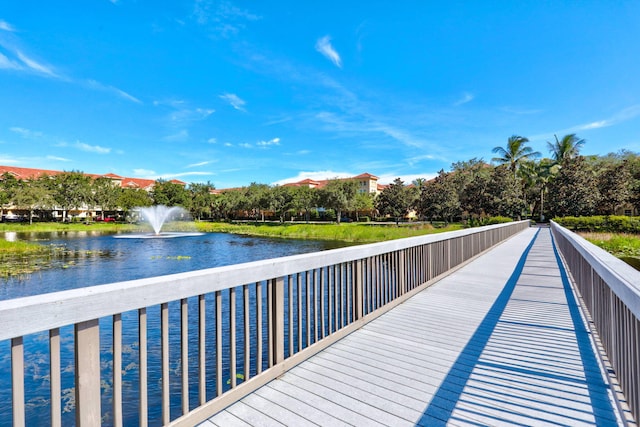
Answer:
[199,227,632,426]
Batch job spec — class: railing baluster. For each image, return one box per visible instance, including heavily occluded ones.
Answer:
[297,274,302,351]
[229,289,236,389]
[111,316,122,427]
[160,303,171,424]
[161,303,169,424]
[256,282,263,375]
[215,291,222,395]
[198,295,206,405]
[181,298,189,414]
[138,309,148,427]
[305,272,311,346]
[74,319,101,426]
[243,284,250,382]
[12,336,25,427]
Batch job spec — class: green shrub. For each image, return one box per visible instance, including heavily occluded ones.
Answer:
[554,216,640,233]
[359,216,371,222]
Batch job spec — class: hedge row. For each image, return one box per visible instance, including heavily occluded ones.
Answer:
[466,216,513,227]
[554,216,640,233]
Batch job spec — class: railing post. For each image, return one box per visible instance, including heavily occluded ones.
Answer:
[270,277,285,365]
[74,319,101,426]
[354,260,363,320]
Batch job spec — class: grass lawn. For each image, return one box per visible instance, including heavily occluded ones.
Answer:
[579,232,640,258]
[194,221,465,243]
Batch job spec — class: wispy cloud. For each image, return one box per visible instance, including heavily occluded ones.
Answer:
[16,50,58,77]
[193,0,260,37]
[10,127,43,138]
[163,130,189,142]
[46,155,71,162]
[0,156,20,164]
[0,20,15,32]
[219,93,246,111]
[238,142,252,148]
[315,35,342,68]
[75,141,111,154]
[256,137,280,147]
[133,168,156,177]
[207,137,217,144]
[453,92,474,106]
[376,172,437,185]
[531,104,640,141]
[187,160,212,168]
[169,107,214,122]
[0,52,21,70]
[85,79,142,104]
[272,170,353,186]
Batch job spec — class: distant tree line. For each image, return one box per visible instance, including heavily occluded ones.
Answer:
[1,133,639,224]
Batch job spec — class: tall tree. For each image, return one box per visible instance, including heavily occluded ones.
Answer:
[375,178,414,225]
[291,186,319,223]
[418,170,460,223]
[547,133,585,163]
[91,177,123,220]
[485,165,525,219]
[597,162,631,215]
[118,188,152,216]
[269,185,295,223]
[320,179,358,223]
[492,135,540,177]
[188,182,215,220]
[547,157,599,217]
[0,172,20,219]
[12,178,53,224]
[151,179,189,207]
[49,171,92,222]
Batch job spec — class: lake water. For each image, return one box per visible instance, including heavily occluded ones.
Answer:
[0,231,352,426]
[0,231,350,300]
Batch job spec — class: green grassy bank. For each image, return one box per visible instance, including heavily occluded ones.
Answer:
[579,231,640,271]
[193,221,464,243]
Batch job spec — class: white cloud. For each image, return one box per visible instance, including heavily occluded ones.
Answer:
[219,93,246,111]
[453,92,474,106]
[133,168,156,177]
[10,127,43,138]
[85,79,142,104]
[532,104,640,141]
[207,138,217,144]
[16,50,57,77]
[169,107,214,122]
[0,156,20,164]
[0,20,15,32]
[46,155,71,162]
[376,173,437,185]
[0,52,21,70]
[75,141,111,154]
[238,142,252,148]
[257,137,280,147]
[272,170,353,186]
[163,130,189,142]
[315,35,342,68]
[193,0,261,37]
[187,161,212,168]
[224,142,233,147]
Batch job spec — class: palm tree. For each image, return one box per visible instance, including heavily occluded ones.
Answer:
[547,133,585,163]
[492,135,540,177]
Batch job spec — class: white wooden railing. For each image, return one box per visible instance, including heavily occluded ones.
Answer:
[551,221,640,422]
[0,221,529,426]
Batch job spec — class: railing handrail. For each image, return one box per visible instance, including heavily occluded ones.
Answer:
[550,221,640,318]
[0,221,527,342]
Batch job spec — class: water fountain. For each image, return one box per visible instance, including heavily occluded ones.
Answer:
[114,205,203,238]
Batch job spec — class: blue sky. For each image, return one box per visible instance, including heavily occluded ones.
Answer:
[1,1,640,188]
